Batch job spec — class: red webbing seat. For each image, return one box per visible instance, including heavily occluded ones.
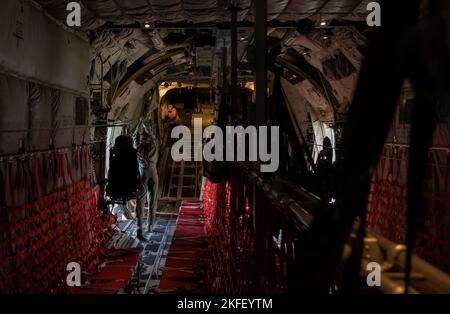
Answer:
[158,200,208,294]
[67,247,143,294]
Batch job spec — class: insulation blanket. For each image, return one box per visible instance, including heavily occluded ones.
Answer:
[0,0,91,93]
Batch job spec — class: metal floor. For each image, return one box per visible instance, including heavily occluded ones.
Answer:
[111,215,177,294]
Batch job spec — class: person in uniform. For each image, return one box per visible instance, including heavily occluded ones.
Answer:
[316,136,334,198]
[133,117,159,240]
[161,104,181,125]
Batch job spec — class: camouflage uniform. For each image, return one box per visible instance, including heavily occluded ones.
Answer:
[133,121,159,232]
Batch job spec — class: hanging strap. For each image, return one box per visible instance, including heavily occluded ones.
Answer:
[64,151,74,186]
[31,155,44,200]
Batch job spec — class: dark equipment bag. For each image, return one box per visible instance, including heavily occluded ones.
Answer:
[106,135,138,203]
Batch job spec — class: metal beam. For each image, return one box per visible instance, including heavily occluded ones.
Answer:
[101,20,346,30]
[255,0,267,126]
[253,0,267,294]
[230,5,238,122]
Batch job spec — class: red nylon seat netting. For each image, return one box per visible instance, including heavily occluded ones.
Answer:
[367,146,450,273]
[0,147,114,293]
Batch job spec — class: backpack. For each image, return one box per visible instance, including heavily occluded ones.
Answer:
[106,135,138,203]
